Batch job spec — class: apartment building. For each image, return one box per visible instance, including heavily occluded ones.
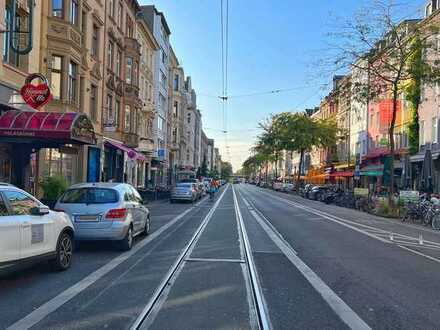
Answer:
[140,5,171,185]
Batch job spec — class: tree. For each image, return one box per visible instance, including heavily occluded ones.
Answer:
[220,161,233,179]
[272,112,339,183]
[200,156,208,177]
[324,1,440,204]
[208,168,219,179]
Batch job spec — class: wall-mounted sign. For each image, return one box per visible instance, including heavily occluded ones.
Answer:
[20,73,52,109]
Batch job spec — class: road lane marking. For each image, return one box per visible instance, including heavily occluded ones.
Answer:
[397,245,440,264]
[7,198,208,330]
[253,188,440,252]
[185,257,245,263]
[132,185,230,330]
[239,192,371,330]
[232,186,272,330]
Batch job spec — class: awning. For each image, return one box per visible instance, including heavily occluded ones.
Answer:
[105,139,146,161]
[360,164,383,177]
[411,151,440,163]
[329,171,353,178]
[0,110,96,145]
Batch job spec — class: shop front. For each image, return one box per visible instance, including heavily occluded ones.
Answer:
[103,138,147,186]
[0,110,96,194]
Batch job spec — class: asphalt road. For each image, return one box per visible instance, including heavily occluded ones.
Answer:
[2,184,440,329]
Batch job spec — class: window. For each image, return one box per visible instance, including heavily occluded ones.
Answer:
[132,109,137,133]
[52,0,63,18]
[0,195,8,216]
[81,10,87,34]
[126,57,133,84]
[174,74,179,91]
[90,84,97,121]
[158,117,164,131]
[420,120,425,145]
[4,191,39,215]
[108,0,114,17]
[133,61,138,85]
[108,41,114,70]
[187,113,191,124]
[161,48,168,65]
[60,188,118,204]
[160,71,167,89]
[115,48,122,77]
[433,117,438,143]
[126,15,133,37]
[70,0,78,25]
[51,55,62,100]
[159,94,166,111]
[115,99,120,126]
[3,3,22,67]
[91,25,99,58]
[124,105,131,132]
[68,61,78,103]
[173,101,178,117]
[117,2,123,27]
[376,111,380,128]
[436,82,440,97]
[106,93,113,122]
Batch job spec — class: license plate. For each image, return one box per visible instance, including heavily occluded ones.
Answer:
[76,215,100,222]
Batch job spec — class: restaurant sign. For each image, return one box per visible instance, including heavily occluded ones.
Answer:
[20,73,52,109]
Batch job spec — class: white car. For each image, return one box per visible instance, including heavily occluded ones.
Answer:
[0,184,74,275]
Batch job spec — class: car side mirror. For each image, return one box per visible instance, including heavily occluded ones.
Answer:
[30,205,50,216]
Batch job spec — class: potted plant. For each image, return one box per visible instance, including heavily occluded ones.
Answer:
[40,176,68,209]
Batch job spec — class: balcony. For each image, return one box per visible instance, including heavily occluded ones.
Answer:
[123,132,139,148]
[47,17,82,51]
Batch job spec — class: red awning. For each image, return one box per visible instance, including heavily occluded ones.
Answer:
[0,110,96,144]
[329,171,353,178]
[105,140,147,161]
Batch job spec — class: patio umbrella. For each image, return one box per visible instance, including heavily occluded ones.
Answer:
[401,155,411,189]
[421,149,433,193]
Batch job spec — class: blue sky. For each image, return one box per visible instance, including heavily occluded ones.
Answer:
[140,0,425,170]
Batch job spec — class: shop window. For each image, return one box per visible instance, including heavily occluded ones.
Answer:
[90,84,97,121]
[124,105,131,132]
[51,55,63,100]
[44,149,76,185]
[70,0,78,26]
[52,0,63,18]
[68,61,78,103]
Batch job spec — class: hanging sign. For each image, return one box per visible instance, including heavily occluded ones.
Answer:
[20,73,52,109]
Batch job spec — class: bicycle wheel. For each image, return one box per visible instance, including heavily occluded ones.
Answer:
[432,214,440,230]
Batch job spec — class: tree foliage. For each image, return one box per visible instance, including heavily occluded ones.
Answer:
[220,161,233,179]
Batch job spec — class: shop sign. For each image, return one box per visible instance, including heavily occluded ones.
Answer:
[354,188,369,196]
[400,190,419,203]
[20,73,52,109]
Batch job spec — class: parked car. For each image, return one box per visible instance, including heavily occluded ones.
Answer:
[55,183,150,251]
[300,184,314,198]
[282,183,295,193]
[0,184,74,275]
[309,186,331,201]
[272,181,283,191]
[171,182,199,203]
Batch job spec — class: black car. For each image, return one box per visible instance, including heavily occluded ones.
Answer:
[309,186,331,201]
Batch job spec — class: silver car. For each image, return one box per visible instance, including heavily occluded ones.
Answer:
[54,183,150,251]
[170,183,198,203]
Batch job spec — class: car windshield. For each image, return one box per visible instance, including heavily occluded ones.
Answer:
[60,188,119,204]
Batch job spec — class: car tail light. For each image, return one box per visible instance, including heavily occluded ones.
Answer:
[105,208,127,220]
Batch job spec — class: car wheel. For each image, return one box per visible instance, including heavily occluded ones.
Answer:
[51,232,73,271]
[143,216,150,236]
[120,226,133,251]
